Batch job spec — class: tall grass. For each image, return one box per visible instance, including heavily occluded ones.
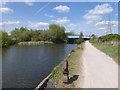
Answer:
[93,43,119,65]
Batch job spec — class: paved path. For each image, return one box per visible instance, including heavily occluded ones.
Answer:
[82,41,118,88]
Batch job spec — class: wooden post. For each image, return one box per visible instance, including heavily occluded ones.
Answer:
[62,59,69,84]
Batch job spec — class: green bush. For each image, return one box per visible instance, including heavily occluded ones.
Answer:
[77,38,84,44]
[0,31,14,47]
[98,34,120,42]
[90,34,120,43]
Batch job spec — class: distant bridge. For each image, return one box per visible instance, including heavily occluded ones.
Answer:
[66,35,92,39]
[66,35,92,44]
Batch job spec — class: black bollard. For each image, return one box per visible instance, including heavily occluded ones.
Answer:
[62,59,69,84]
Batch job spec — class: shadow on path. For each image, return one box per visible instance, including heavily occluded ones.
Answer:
[68,75,79,84]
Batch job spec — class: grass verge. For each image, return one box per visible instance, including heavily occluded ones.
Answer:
[92,43,119,65]
[48,43,84,88]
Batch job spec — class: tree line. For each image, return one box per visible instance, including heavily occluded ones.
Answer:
[90,34,120,43]
[1,24,85,47]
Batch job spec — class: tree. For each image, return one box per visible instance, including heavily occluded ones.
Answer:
[49,24,65,43]
[91,34,96,38]
[2,25,67,47]
[57,26,65,42]
[1,31,12,47]
[20,27,28,32]
[19,31,32,41]
[79,32,83,38]
[77,32,84,44]
[11,27,29,42]
[65,32,74,36]
[11,28,20,41]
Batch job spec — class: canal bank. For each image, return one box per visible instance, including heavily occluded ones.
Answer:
[35,43,85,88]
[18,41,53,45]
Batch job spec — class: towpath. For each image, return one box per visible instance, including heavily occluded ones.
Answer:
[81,41,118,88]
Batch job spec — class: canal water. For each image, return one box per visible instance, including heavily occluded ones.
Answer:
[2,44,77,88]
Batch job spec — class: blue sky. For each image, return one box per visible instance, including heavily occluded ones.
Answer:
[0,2,118,36]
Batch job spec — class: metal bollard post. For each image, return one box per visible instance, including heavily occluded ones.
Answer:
[62,59,69,84]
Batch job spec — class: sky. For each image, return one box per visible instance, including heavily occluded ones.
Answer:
[0,1,118,36]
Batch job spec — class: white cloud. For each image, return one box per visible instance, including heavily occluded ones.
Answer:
[44,14,55,18]
[0,23,2,26]
[83,4,113,24]
[1,21,21,25]
[0,7,14,14]
[83,15,101,20]
[67,24,76,31]
[88,4,113,15]
[30,22,49,28]
[51,17,70,25]
[1,0,36,6]
[53,5,70,13]
[99,27,107,30]
[83,14,101,24]
[23,0,37,6]
[96,21,118,27]
[96,21,118,32]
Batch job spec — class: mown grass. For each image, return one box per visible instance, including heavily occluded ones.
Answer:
[48,44,84,88]
[93,43,119,65]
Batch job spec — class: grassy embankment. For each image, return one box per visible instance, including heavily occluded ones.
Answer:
[92,43,119,65]
[48,43,84,88]
[90,34,120,65]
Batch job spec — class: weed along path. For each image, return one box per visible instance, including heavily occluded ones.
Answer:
[81,41,118,88]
